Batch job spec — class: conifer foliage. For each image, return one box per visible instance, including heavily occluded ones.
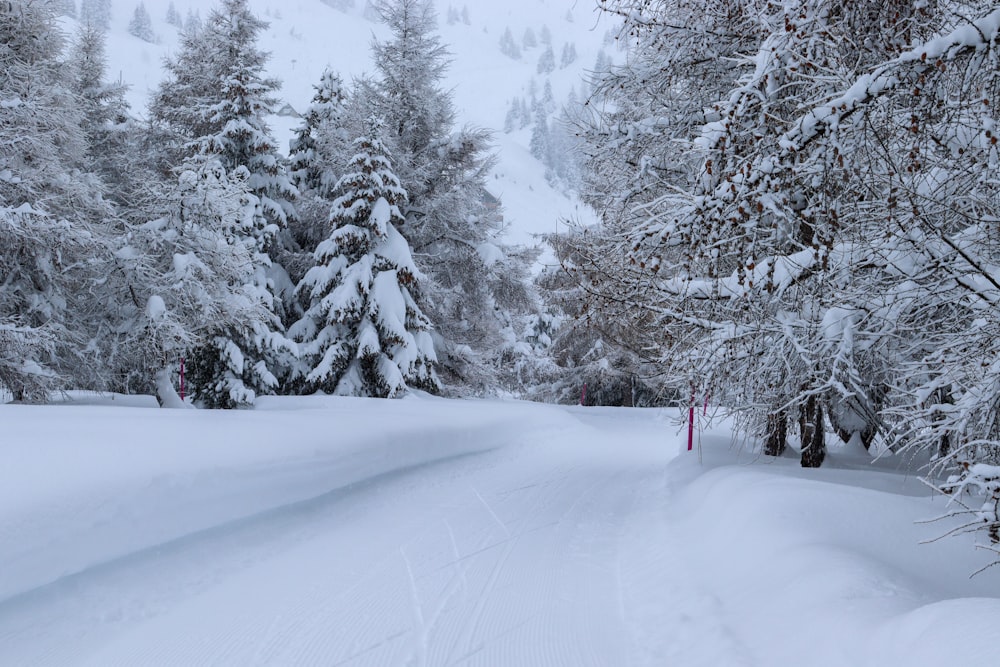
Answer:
[291,123,438,398]
[150,0,297,406]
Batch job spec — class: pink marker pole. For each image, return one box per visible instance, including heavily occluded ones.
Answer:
[687,386,695,451]
[179,357,186,402]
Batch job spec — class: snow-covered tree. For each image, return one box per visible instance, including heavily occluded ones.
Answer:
[522,26,536,50]
[53,0,76,18]
[362,0,536,393]
[184,8,201,34]
[0,0,116,400]
[539,24,551,46]
[128,2,155,43]
[285,68,351,287]
[80,0,112,31]
[289,70,348,196]
[559,42,577,68]
[165,1,181,27]
[536,44,555,74]
[499,26,520,60]
[70,22,130,183]
[115,158,278,406]
[150,0,297,404]
[570,0,1000,474]
[291,125,438,397]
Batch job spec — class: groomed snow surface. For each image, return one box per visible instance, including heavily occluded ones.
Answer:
[1,395,998,666]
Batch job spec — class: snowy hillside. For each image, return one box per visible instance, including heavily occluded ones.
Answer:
[81,0,616,251]
[1,395,998,664]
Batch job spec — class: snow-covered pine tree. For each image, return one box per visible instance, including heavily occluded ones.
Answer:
[522,27,537,50]
[559,42,576,68]
[364,0,536,394]
[499,27,521,60]
[0,0,117,400]
[289,69,349,200]
[290,123,438,397]
[80,0,112,31]
[165,1,181,28]
[128,2,156,43]
[529,98,550,163]
[184,9,201,33]
[284,68,351,292]
[536,44,555,74]
[540,24,551,45]
[53,0,76,18]
[70,22,130,187]
[150,0,297,405]
[115,157,276,406]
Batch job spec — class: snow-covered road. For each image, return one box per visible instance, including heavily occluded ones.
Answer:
[2,396,999,666]
[0,398,678,665]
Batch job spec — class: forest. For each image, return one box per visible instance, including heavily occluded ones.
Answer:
[3,1,1000,548]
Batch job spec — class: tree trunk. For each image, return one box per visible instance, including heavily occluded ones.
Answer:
[799,395,826,468]
[933,386,953,459]
[764,411,788,457]
[155,366,187,408]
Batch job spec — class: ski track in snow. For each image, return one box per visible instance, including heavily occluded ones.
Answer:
[0,402,682,666]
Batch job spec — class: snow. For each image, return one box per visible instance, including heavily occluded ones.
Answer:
[1,396,998,665]
[145,294,166,320]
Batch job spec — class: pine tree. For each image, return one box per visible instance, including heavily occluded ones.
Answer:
[128,2,155,42]
[54,0,76,18]
[522,27,536,50]
[118,158,276,406]
[184,9,201,34]
[285,68,350,287]
[151,0,297,405]
[559,42,577,68]
[165,1,181,28]
[539,25,551,46]
[80,0,112,31]
[364,0,536,393]
[529,99,550,162]
[498,26,520,60]
[289,69,348,201]
[0,0,115,400]
[536,44,555,75]
[291,124,438,397]
[70,22,131,184]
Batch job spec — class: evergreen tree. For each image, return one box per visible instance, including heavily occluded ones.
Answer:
[559,42,577,68]
[364,0,536,393]
[522,27,536,50]
[498,26,520,60]
[128,2,155,43]
[184,9,201,33]
[539,24,551,46]
[54,0,76,18]
[70,22,131,185]
[80,0,112,31]
[536,44,555,75]
[165,1,181,28]
[118,158,276,406]
[529,98,550,162]
[0,0,115,400]
[289,68,348,201]
[291,125,438,397]
[285,68,350,286]
[150,0,297,405]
